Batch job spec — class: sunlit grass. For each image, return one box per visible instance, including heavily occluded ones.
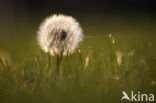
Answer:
[0,34,156,103]
[0,15,156,102]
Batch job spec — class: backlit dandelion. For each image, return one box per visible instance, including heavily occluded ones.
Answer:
[37,14,83,80]
[38,14,83,55]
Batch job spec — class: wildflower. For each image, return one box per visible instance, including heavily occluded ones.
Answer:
[37,14,83,56]
[37,14,83,81]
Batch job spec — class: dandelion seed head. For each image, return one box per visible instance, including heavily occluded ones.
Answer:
[37,14,83,55]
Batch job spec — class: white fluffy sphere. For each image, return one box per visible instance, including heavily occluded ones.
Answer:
[37,14,83,55]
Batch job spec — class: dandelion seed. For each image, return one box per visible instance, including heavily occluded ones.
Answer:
[37,14,83,81]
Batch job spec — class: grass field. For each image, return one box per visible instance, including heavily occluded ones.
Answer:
[0,14,156,103]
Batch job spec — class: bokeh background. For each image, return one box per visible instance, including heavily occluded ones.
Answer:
[0,1,156,103]
[0,0,156,62]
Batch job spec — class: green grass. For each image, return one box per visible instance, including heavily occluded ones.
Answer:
[0,15,156,103]
[0,34,156,103]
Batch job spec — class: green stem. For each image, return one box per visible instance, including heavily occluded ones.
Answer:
[48,53,51,69]
[56,53,60,81]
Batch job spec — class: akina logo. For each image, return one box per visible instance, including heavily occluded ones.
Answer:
[121,91,155,102]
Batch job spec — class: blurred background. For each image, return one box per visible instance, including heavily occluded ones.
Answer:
[0,0,156,62]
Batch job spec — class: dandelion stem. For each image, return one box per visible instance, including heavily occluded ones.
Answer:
[48,53,50,69]
[56,53,60,80]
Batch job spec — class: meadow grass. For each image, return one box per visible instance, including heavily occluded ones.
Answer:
[0,34,156,103]
[0,15,156,103]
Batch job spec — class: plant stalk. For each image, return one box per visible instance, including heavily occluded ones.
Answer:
[56,53,60,81]
[48,53,50,69]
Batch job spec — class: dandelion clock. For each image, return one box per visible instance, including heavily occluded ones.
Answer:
[37,14,83,80]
